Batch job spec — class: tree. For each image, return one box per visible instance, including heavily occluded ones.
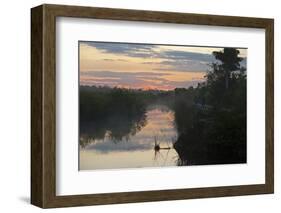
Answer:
[212,48,243,89]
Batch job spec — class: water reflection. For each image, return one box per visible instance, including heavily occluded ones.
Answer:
[80,105,179,170]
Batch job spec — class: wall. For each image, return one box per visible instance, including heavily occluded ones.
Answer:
[0,0,279,212]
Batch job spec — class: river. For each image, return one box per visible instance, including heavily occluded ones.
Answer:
[79,105,179,170]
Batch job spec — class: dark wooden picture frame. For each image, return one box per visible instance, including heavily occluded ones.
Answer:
[31,4,274,208]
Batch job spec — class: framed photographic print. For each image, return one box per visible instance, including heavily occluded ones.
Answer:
[31,4,274,208]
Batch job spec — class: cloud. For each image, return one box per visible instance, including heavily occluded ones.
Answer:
[162,50,214,62]
[80,41,247,80]
[80,71,169,88]
[83,42,215,62]
[103,59,129,62]
[102,59,114,61]
[81,70,170,78]
[146,60,210,72]
[83,42,156,58]
[80,70,204,90]
[82,41,219,72]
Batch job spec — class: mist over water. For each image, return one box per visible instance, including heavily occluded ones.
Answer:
[80,105,179,170]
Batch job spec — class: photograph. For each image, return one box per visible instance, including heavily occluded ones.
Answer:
[30,4,274,208]
[79,41,247,170]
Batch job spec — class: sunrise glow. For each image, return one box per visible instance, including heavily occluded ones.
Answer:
[79,41,246,90]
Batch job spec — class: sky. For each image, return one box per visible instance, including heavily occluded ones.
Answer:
[79,41,247,91]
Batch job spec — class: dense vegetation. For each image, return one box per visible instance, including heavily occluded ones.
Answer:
[80,87,146,146]
[173,48,246,165]
[80,48,247,165]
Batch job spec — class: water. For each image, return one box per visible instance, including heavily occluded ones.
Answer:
[79,105,179,170]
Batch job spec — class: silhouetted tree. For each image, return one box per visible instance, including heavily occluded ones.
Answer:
[212,48,243,89]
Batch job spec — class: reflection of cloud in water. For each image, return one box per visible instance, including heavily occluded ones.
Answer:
[83,106,177,153]
[84,138,152,153]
